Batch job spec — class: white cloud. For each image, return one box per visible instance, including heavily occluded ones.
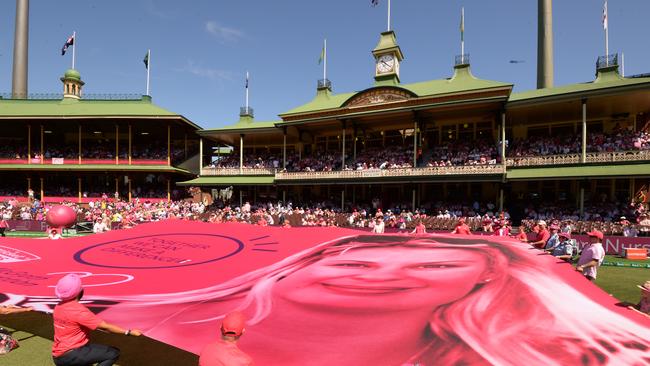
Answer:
[205,21,244,43]
[182,60,233,81]
[144,0,172,19]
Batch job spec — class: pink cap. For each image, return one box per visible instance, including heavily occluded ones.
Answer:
[55,273,83,301]
[221,311,246,336]
[586,230,604,240]
[558,232,571,240]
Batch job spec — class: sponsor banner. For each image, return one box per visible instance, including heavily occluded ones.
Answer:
[51,157,65,165]
[572,234,650,255]
[0,221,647,364]
[7,220,48,232]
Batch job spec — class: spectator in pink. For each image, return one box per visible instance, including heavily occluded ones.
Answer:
[51,274,142,366]
[575,230,606,281]
[199,311,254,366]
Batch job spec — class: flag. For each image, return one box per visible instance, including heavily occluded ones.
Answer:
[460,7,465,42]
[371,0,379,6]
[318,44,325,65]
[143,51,149,69]
[61,34,74,56]
[602,1,608,30]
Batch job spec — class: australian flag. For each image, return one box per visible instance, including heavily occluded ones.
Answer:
[61,34,74,56]
[371,0,379,6]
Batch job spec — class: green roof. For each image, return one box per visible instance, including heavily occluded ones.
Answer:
[199,115,279,134]
[509,68,650,104]
[63,69,82,81]
[280,65,512,117]
[1,96,178,118]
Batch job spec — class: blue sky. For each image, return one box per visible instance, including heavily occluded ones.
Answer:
[0,0,648,129]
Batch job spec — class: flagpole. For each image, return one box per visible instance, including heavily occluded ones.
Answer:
[146,49,151,96]
[323,39,327,81]
[603,0,609,66]
[245,71,249,110]
[461,7,465,64]
[621,52,625,76]
[72,31,76,69]
[387,0,391,31]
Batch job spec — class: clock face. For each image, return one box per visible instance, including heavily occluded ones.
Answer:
[377,54,395,74]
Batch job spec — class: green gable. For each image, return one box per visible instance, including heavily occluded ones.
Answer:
[280,65,512,118]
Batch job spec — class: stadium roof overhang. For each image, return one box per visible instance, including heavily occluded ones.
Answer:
[197,117,290,146]
[506,71,650,125]
[0,96,203,131]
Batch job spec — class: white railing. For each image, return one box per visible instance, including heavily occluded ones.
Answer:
[506,150,650,167]
[586,150,650,163]
[275,165,505,180]
[200,167,276,176]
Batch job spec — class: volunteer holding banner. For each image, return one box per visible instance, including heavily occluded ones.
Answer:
[51,274,142,366]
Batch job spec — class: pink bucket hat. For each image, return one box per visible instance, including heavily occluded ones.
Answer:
[55,273,83,301]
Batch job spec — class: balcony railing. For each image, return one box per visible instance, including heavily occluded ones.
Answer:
[0,158,168,166]
[506,150,650,167]
[275,165,505,181]
[596,53,618,69]
[317,79,332,90]
[199,150,650,179]
[0,93,143,100]
[240,106,254,117]
[201,167,276,176]
[455,54,470,66]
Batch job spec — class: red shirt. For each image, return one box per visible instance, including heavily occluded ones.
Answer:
[454,223,471,235]
[199,339,254,366]
[52,300,103,357]
[414,223,426,234]
[534,229,550,248]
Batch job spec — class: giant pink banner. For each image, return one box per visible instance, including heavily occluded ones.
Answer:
[0,221,648,365]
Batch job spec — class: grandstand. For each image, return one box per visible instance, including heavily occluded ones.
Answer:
[0,69,201,203]
[180,30,650,225]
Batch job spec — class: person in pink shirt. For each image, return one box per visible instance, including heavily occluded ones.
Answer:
[51,274,142,366]
[451,218,471,235]
[410,220,427,234]
[576,230,606,281]
[528,220,550,249]
[199,311,254,366]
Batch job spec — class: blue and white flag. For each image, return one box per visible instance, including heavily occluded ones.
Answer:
[61,34,74,56]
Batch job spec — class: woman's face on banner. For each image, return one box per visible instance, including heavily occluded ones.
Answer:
[274,245,489,311]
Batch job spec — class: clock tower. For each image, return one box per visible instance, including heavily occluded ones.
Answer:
[372,30,404,86]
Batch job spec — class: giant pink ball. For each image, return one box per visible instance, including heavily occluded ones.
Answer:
[46,205,77,227]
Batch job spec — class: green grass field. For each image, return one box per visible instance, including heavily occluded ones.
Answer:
[0,249,647,365]
[5,231,89,238]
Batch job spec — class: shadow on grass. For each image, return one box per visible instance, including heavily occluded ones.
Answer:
[1,311,198,366]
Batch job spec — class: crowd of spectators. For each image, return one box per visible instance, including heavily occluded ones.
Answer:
[0,194,650,236]
[0,141,172,161]
[427,138,499,166]
[507,128,650,157]
[347,145,414,170]
[203,128,650,172]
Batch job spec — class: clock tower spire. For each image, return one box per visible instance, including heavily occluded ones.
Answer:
[372,30,404,86]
